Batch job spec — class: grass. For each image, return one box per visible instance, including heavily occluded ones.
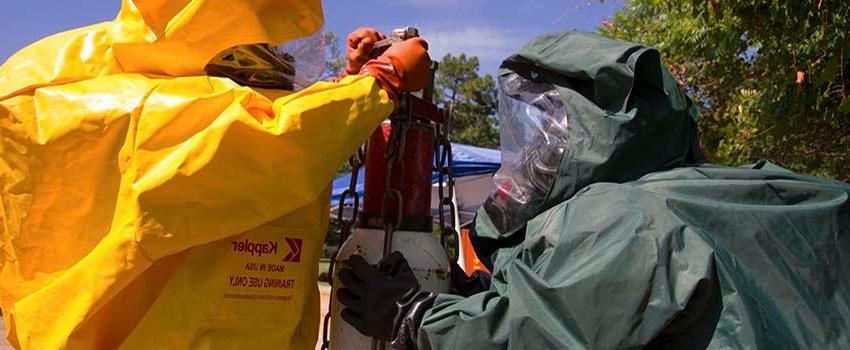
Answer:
[318,258,332,292]
[318,258,330,276]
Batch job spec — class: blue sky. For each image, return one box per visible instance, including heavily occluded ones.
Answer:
[0,0,623,77]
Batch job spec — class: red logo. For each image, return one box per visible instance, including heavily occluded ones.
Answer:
[282,237,302,262]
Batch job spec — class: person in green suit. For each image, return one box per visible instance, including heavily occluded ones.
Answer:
[337,32,850,350]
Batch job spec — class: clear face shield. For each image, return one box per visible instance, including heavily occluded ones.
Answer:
[205,31,328,91]
[272,30,328,90]
[483,72,569,234]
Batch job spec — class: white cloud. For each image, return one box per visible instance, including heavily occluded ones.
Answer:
[421,26,525,66]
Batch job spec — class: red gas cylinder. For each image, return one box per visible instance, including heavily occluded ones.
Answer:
[361,120,435,231]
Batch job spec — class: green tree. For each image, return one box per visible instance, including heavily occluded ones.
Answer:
[435,54,500,148]
[322,31,346,80]
[599,0,850,181]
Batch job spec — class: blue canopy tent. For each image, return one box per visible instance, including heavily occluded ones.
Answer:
[330,143,501,227]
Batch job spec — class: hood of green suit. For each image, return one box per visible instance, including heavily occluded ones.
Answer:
[475,31,705,246]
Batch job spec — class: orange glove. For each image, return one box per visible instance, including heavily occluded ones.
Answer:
[360,38,431,103]
[346,28,385,76]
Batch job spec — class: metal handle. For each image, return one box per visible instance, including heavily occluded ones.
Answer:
[369,26,420,59]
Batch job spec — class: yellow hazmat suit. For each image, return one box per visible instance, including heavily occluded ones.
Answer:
[0,0,393,348]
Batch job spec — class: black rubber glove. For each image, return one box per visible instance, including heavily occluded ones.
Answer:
[449,261,492,297]
[337,252,420,339]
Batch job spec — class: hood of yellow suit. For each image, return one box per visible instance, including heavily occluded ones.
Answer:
[0,0,324,99]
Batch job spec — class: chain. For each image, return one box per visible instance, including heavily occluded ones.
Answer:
[321,146,365,350]
[435,108,458,255]
[381,95,411,257]
[374,95,413,350]
[324,94,446,349]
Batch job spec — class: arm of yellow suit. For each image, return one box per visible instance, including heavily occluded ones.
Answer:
[131,74,392,259]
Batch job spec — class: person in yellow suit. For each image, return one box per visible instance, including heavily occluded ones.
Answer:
[0,1,429,348]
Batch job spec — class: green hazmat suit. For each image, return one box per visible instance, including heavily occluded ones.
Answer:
[416,32,850,349]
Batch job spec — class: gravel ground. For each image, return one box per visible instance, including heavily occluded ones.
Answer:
[316,292,331,350]
[0,315,11,350]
